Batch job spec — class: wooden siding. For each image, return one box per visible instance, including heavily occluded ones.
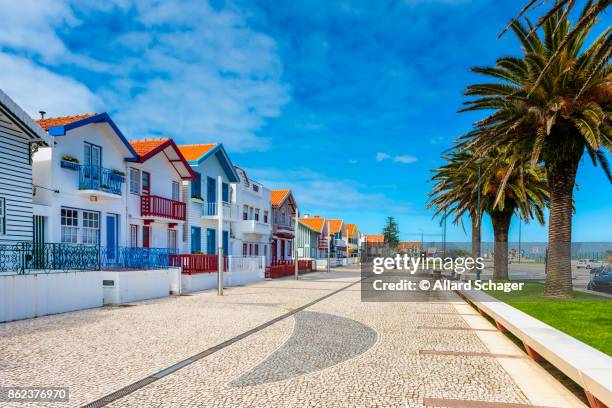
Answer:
[0,111,34,243]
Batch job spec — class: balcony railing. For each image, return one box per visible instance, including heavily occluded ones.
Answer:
[141,195,186,221]
[78,165,124,195]
[201,202,239,220]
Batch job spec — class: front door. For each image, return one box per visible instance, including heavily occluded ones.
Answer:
[280,240,285,261]
[106,214,118,260]
[206,228,216,255]
[191,227,201,253]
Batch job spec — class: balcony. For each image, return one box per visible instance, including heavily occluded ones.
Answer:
[236,219,272,236]
[334,238,347,249]
[141,195,186,221]
[78,165,124,197]
[201,202,239,221]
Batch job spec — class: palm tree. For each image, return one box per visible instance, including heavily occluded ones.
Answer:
[429,147,548,280]
[428,150,482,261]
[461,7,610,296]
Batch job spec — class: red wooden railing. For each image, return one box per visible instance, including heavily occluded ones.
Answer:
[265,259,313,278]
[141,195,186,221]
[170,254,226,274]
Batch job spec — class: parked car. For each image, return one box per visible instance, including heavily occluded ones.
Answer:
[587,267,612,294]
[576,259,604,269]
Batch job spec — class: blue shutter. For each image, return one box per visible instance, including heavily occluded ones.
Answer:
[191,172,201,198]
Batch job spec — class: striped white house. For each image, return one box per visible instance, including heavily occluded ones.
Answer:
[0,90,51,244]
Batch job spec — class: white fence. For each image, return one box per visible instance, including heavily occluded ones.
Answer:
[182,256,265,293]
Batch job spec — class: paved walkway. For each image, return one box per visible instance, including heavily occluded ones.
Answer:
[0,266,584,407]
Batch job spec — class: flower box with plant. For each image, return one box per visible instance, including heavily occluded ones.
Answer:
[60,155,80,170]
[191,195,204,202]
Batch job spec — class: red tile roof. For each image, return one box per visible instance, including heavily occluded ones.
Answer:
[366,234,384,243]
[177,144,217,162]
[327,219,343,234]
[36,113,96,131]
[299,217,325,232]
[129,138,169,156]
[271,189,290,206]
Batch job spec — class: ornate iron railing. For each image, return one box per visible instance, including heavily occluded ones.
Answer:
[0,243,175,274]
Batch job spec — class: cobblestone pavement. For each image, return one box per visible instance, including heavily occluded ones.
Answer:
[0,267,578,407]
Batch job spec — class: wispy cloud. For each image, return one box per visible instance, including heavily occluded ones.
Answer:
[376,152,390,161]
[376,152,418,164]
[393,155,418,164]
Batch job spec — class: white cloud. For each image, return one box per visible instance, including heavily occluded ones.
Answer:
[0,0,290,151]
[0,53,102,117]
[393,155,418,164]
[376,152,390,161]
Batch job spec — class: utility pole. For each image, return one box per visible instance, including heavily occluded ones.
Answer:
[217,176,223,296]
[294,207,299,280]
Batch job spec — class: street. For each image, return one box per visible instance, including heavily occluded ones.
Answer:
[1,266,584,407]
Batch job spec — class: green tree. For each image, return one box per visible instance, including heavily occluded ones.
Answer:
[461,7,610,297]
[430,148,548,280]
[382,217,400,247]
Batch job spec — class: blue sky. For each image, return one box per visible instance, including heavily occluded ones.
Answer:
[1,0,610,242]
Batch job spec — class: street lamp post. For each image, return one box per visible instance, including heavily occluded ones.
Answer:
[294,207,299,280]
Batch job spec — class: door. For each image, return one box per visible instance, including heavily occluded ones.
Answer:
[84,143,102,188]
[172,181,180,201]
[280,240,285,261]
[32,216,45,269]
[106,214,118,261]
[143,225,151,248]
[142,171,151,195]
[206,228,216,255]
[222,230,229,256]
[191,227,201,253]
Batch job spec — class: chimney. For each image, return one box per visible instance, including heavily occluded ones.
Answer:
[314,215,320,218]
[39,111,46,119]
[303,213,310,218]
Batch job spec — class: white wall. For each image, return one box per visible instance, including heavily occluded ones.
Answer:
[101,268,179,304]
[181,256,265,292]
[32,122,133,247]
[0,271,103,322]
[233,177,272,257]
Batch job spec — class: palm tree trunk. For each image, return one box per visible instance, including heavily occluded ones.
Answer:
[544,156,579,298]
[490,209,513,281]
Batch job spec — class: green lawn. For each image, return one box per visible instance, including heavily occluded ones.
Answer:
[485,283,612,356]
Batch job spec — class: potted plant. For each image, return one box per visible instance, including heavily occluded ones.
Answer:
[60,155,80,170]
[191,194,204,203]
[111,169,126,177]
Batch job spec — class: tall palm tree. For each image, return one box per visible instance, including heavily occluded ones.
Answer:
[461,7,610,297]
[429,147,548,280]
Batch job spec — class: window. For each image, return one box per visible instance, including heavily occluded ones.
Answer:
[222,182,229,203]
[0,197,5,235]
[130,224,138,247]
[168,229,177,250]
[243,243,248,256]
[243,205,248,221]
[82,211,99,244]
[254,209,260,222]
[249,244,253,256]
[249,207,254,220]
[61,208,79,243]
[129,168,140,194]
[253,184,259,193]
[191,172,202,198]
[254,244,259,256]
[143,226,151,248]
[264,210,268,224]
[172,181,180,201]
[142,171,151,195]
[264,245,267,257]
